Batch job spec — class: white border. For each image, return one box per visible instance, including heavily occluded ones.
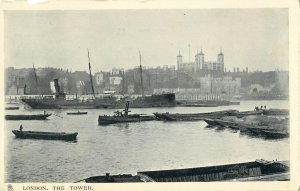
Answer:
[0,0,299,191]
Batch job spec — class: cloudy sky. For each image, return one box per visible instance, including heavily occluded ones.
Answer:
[4,9,288,73]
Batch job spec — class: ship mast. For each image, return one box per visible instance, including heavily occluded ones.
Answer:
[87,50,96,98]
[33,64,39,95]
[139,51,144,97]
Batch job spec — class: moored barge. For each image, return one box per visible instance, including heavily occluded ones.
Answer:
[154,110,238,121]
[76,159,289,183]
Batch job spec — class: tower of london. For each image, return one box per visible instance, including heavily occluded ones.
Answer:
[177,49,224,76]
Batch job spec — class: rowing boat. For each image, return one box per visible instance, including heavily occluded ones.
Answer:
[12,130,78,141]
[67,111,88,115]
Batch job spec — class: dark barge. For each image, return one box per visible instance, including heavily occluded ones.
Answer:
[203,117,289,139]
[76,159,289,183]
[5,113,51,120]
[178,100,240,107]
[137,159,289,182]
[12,130,78,141]
[154,110,239,121]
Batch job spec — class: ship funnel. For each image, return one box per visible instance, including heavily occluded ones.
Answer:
[53,79,60,94]
[124,101,131,116]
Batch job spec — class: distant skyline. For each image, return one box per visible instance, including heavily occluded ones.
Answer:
[4,9,289,73]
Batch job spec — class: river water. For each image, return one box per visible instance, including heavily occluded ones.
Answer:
[5,100,289,182]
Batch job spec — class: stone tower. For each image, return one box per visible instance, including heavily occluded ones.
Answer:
[217,49,224,72]
[194,49,204,72]
[177,51,182,71]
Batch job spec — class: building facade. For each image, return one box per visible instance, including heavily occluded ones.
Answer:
[154,75,241,101]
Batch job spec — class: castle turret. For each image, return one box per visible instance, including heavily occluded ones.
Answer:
[217,49,224,72]
[177,51,182,71]
[194,49,204,72]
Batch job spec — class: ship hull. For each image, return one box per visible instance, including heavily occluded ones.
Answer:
[12,130,78,141]
[21,93,176,109]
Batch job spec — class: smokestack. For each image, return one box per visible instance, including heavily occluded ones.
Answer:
[53,79,60,94]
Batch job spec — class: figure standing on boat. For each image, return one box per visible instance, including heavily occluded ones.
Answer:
[19,124,23,132]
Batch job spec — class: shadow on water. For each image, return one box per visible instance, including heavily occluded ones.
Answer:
[13,137,78,143]
[239,131,288,141]
[204,125,288,141]
[99,123,130,128]
[113,123,130,128]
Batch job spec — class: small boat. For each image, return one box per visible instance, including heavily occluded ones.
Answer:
[67,111,88,115]
[5,113,51,120]
[76,159,289,182]
[12,130,78,141]
[98,101,156,125]
[5,106,19,110]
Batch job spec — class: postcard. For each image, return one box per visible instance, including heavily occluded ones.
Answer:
[1,0,299,191]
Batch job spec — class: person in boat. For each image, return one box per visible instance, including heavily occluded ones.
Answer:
[19,124,23,132]
[114,110,121,117]
[264,106,267,109]
[260,105,263,110]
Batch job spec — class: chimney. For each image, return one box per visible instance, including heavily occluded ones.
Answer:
[53,79,60,94]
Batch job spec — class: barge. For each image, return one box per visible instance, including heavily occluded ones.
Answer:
[76,159,289,183]
[5,113,51,120]
[154,110,239,121]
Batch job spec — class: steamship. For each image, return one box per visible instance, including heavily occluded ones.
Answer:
[21,52,176,109]
[21,82,175,109]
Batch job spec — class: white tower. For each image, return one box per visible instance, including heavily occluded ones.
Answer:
[194,49,204,72]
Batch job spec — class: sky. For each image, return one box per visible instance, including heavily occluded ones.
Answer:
[4,9,289,73]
